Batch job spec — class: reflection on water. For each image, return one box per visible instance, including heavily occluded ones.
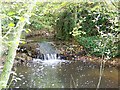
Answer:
[11,60,118,88]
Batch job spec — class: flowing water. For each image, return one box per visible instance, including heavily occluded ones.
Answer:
[10,41,119,88]
[38,42,58,54]
[11,60,118,88]
[36,41,60,60]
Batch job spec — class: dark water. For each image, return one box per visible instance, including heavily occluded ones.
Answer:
[11,60,118,88]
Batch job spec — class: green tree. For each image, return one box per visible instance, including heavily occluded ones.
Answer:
[0,1,2,58]
[0,0,37,89]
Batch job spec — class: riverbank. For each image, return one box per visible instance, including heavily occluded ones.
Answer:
[14,38,119,68]
[0,29,119,69]
[53,39,120,68]
[16,28,120,68]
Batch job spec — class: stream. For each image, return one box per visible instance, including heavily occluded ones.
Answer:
[11,61,118,88]
[10,37,119,88]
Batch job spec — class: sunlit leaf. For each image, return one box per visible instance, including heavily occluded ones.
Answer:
[25,29,31,33]
[20,17,25,22]
[16,41,19,45]
[61,2,67,7]
[8,22,15,27]
[7,12,15,16]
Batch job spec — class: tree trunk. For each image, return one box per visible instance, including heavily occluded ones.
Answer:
[0,0,36,89]
[0,0,2,58]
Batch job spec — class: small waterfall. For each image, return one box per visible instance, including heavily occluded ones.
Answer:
[43,53,58,60]
[32,41,68,64]
[36,42,60,61]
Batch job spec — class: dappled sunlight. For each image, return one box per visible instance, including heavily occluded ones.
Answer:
[0,1,119,89]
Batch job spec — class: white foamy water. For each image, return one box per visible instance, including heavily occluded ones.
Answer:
[32,56,69,65]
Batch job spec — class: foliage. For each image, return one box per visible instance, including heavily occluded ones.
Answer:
[37,2,119,58]
[0,0,36,89]
[52,2,119,57]
[55,3,84,40]
[71,2,119,58]
[55,2,102,40]
[29,2,60,30]
[95,32,119,58]
[1,2,32,40]
[75,36,99,54]
[72,2,118,36]
[76,34,119,58]
[55,9,75,40]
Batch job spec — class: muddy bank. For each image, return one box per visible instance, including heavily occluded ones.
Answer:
[53,40,120,68]
[26,28,54,38]
[14,40,119,68]
[0,42,119,71]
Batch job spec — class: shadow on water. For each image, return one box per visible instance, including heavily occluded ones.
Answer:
[11,60,118,88]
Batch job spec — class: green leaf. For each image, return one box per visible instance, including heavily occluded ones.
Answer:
[16,41,19,45]
[61,2,67,7]
[8,12,15,16]
[20,17,25,22]
[8,22,15,27]
[25,29,31,33]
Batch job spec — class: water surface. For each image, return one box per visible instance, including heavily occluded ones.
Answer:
[11,60,118,88]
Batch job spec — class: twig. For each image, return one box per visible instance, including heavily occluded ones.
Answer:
[2,28,13,39]
[71,74,77,88]
[96,59,105,90]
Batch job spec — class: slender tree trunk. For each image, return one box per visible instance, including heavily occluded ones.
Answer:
[0,0,36,89]
[0,0,2,58]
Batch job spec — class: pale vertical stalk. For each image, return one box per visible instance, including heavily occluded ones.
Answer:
[74,3,77,26]
[96,38,107,90]
[0,0,37,89]
[96,59,104,90]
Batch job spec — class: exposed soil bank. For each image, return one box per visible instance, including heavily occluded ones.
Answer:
[14,39,119,68]
[53,40,120,68]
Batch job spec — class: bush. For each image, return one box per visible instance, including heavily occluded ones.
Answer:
[75,36,99,55]
[55,10,75,40]
[55,2,114,39]
[71,2,119,58]
[76,34,119,58]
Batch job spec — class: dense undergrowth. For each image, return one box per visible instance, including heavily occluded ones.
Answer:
[2,2,119,58]
[28,2,119,58]
[32,2,119,58]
